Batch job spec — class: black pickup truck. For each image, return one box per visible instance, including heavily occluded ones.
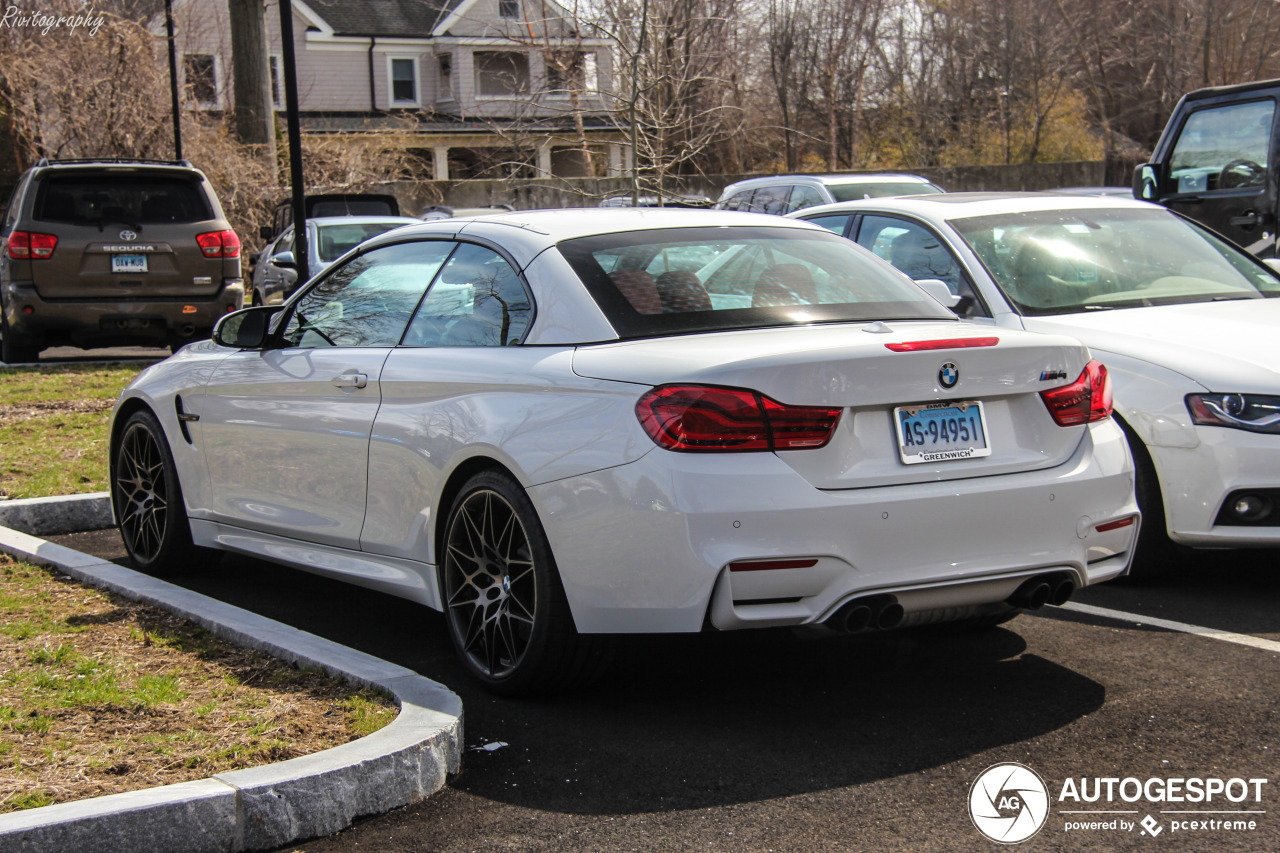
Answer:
[1135,78,1280,257]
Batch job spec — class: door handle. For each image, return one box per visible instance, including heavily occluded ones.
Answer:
[331,372,368,389]
[1230,211,1265,229]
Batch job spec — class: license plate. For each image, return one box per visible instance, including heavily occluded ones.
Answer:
[111,254,148,274]
[893,400,991,464]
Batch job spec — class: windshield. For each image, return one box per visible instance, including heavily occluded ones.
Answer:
[314,221,411,262]
[558,225,954,338]
[949,207,1280,315]
[828,182,943,202]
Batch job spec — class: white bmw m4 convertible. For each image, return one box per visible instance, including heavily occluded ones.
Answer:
[109,208,1138,694]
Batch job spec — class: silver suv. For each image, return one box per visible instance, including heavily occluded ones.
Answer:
[0,158,244,363]
[714,173,944,215]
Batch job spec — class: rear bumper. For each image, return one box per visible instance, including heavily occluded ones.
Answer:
[2,278,244,345]
[529,417,1139,634]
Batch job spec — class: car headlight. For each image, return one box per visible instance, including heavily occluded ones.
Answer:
[1186,393,1280,433]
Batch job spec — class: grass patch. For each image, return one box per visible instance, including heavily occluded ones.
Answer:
[0,556,396,813]
[0,364,141,500]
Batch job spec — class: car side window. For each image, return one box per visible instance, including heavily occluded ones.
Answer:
[802,213,852,236]
[855,215,989,318]
[789,185,826,212]
[1169,100,1274,193]
[720,190,754,211]
[281,241,450,348]
[1,173,30,235]
[403,243,532,347]
[750,186,791,215]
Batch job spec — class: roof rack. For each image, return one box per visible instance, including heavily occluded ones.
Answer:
[35,157,195,168]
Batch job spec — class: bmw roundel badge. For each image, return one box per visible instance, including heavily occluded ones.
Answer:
[939,362,959,388]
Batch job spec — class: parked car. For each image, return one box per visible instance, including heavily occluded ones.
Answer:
[790,192,1280,575]
[250,215,421,305]
[1134,78,1280,257]
[262,193,401,242]
[1,158,244,362]
[109,208,1137,694]
[714,173,944,216]
[420,203,515,220]
[598,193,713,208]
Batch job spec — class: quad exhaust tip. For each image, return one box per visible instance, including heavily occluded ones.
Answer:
[828,594,903,634]
[1008,573,1076,610]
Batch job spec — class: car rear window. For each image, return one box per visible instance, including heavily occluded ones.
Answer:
[34,175,213,225]
[558,225,954,338]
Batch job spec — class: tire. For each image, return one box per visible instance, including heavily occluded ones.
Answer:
[1119,425,1183,580]
[112,410,211,574]
[440,469,610,696]
[1,311,40,364]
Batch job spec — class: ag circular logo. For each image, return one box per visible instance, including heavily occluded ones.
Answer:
[969,762,1050,844]
[939,362,959,388]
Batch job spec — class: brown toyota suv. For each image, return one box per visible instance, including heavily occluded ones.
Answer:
[0,158,244,363]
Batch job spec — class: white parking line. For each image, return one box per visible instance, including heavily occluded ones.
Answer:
[1060,602,1280,655]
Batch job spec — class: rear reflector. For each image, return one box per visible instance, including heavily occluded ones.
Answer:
[728,559,819,572]
[7,231,58,260]
[1095,516,1136,533]
[1041,360,1113,426]
[636,385,842,452]
[885,337,998,352]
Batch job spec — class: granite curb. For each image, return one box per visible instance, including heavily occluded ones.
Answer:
[0,495,463,853]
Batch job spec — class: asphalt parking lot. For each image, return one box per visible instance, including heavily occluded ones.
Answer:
[50,529,1280,852]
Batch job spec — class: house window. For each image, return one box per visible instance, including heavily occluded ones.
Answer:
[438,53,453,99]
[547,51,597,94]
[475,51,529,97]
[183,53,218,107]
[499,0,520,18]
[269,54,285,109]
[389,56,419,106]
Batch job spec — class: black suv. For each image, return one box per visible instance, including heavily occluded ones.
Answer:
[1135,78,1280,257]
[0,158,244,362]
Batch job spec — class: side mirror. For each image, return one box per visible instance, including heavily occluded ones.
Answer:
[213,306,278,349]
[271,250,296,269]
[259,225,274,241]
[915,278,962,309]
[1133,164,1158,201]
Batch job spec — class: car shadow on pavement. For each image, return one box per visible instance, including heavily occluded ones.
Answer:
[55,528,1105,816]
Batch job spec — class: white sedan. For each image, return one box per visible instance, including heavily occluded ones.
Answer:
[791,192,1280,575]
[109,209,1137,693]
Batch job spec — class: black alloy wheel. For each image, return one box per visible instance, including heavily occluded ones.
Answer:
[113,410,205,573]
[441,470,608,695]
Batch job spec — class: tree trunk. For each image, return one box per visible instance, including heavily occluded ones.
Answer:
[229,0,276,163]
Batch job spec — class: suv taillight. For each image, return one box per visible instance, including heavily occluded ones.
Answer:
[1040,360,1113,426]
[636,385,842,452]
[196,229,241,259]
[7,231,58,260]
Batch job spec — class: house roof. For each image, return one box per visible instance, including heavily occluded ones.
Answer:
[302,0,463,37]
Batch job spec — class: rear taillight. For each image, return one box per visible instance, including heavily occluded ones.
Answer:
[1040,360,1113,426]
[636,385,842,452]
[196,229,241,259]
[7,231,58,260]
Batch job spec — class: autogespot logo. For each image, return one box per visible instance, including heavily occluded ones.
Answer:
[969,763,1051,844]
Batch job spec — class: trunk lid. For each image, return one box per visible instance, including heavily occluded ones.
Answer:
[574,322,1096,489]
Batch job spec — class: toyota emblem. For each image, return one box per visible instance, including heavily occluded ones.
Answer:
[939,362,959,388]
[119,230,137,241]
